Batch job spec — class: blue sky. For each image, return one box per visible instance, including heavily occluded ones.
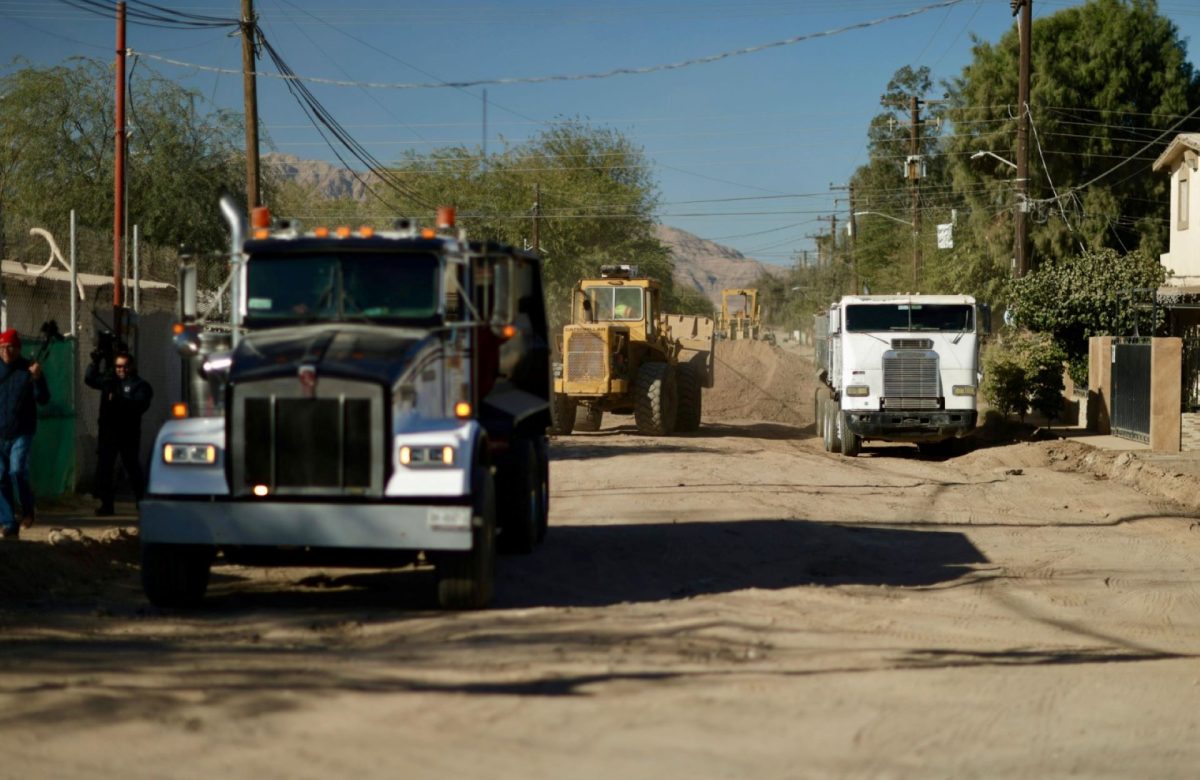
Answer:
[3,0,1200,265]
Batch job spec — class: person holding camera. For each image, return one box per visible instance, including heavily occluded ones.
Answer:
[0,329,50,540]
[86,349,152,516]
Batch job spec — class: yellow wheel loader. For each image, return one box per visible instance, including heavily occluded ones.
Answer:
[550,265,715,436]
[717,288,764,341]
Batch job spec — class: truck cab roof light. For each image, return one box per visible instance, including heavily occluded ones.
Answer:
[359,225,375,238]
[421,228,436,239]
[436,206,456,229]
[335,226,351,238]
[250,206,271,229]
[253,228,270,239]
[313,226,330,238]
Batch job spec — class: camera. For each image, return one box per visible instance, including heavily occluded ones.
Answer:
[90,330,127,367]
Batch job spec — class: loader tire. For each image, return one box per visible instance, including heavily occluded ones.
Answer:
[549,392,577,435]
[675,362,703,433]
[574,404,603,432]
[634,361,677,436]
[436,466,496,610]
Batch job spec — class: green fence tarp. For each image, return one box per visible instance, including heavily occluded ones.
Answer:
[20,338,76,499]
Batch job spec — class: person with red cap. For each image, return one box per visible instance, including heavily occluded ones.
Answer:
[0,329,50,540]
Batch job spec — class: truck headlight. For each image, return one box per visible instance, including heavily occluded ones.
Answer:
[162,443,217,465]
[845,385,870,397]
[398,444,456,468]
[952,385,977,396]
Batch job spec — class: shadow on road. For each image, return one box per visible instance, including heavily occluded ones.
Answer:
[493,519,987,608]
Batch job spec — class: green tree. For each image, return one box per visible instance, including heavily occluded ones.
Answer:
[0,58,255,271]
[378,120,672,325]
[1008,246,1167,384]
[945,0,1200,287]
[850,65,952,295]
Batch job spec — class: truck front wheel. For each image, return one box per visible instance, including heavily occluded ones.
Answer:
[839,411,861,457]
[141,543,213,608]
[435,467,497,609]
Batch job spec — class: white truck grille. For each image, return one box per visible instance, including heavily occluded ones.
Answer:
[882,350,939,401]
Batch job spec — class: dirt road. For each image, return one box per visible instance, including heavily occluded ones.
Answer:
[3,342,1200,778]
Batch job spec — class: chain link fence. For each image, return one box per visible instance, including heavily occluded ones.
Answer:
[0,212,226,500]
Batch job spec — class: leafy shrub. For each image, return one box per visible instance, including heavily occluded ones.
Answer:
[982,331,1066,422]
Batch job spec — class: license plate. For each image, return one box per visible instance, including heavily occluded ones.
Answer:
[428,507,470,531]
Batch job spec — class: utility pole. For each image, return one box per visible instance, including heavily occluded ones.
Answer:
[805,231,827,265]
[831,182,857,294]
[908,94,922,290]
[818,214,839,269]
[113,1,127,342]
[532,183,541,252]
[241,0,261,210]
[1013,0,1032,277]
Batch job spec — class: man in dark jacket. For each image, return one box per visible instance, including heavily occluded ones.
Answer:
[85,350,153,516]
[0,329,50,540]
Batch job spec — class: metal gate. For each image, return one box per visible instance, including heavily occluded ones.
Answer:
[1112,339,1151,443]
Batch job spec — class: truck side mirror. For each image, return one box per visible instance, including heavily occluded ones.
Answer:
[829,309,841,334]
[978,303,992,335]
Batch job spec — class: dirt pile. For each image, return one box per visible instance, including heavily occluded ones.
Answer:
[704,340,820,427]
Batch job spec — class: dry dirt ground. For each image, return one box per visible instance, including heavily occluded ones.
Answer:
[3,340,1200,778]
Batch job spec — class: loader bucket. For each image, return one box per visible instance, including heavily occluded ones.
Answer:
[665,314,716,388]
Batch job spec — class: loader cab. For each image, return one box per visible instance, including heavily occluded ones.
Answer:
[573,265,661,345]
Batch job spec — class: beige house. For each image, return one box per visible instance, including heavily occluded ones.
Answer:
[1153,133,1200,287]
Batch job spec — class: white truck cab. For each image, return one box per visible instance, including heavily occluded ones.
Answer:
[815,294,990,456]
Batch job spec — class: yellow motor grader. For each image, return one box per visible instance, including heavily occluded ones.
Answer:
[550,265,715,435]
[717,288,764,341]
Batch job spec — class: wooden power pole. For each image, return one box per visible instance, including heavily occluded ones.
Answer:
[909,94,923,290]
[831,182,857,294]
[242,0,261,210]
[1013,0,1032,277]
[113,1,127,341]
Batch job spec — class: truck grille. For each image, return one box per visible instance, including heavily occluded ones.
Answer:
[883,350,939,400]
[232,378,385,497]
[566,330,608,382]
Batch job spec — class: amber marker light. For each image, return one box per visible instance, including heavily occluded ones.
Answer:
[335,226,351,238]
[253,228,270,239]
[314,226,330,238]
[172,403,188,418]
[420,228,436,239]
[172,322,186,335]
[252,484,270,497]
[359,225,375,237]
[454,401,472,418]
[501,324,517,339]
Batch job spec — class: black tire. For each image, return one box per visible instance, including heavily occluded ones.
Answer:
[634,361,677,436]
[141,543,212,608]
[497,438,539,554]
[675,362,703,433]
[436,466,497,609]
[825,401,843,453]
[574,404,603,432]
[535,436,549,544]
[839,410,861,457]
[821,398,834,452]
[549,392,577,435]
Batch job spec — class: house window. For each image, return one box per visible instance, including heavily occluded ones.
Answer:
[1180,172,1190,231]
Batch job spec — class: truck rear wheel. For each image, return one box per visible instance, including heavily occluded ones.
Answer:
[634,361,677,436]
[675,362,703,433]
[549,393,577,435]
[141,543,213,608]
[498,437,540,554]
[574,404,603,432]
[436,467,496,609]
[824,401,842,453]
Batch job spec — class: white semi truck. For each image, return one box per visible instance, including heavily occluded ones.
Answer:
[814,294,990,456]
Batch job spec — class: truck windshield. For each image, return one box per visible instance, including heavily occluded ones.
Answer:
[845,303,973,332]
[245,251,441,324]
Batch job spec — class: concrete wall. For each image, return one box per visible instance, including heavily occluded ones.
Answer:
[1088,335,1183,452]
